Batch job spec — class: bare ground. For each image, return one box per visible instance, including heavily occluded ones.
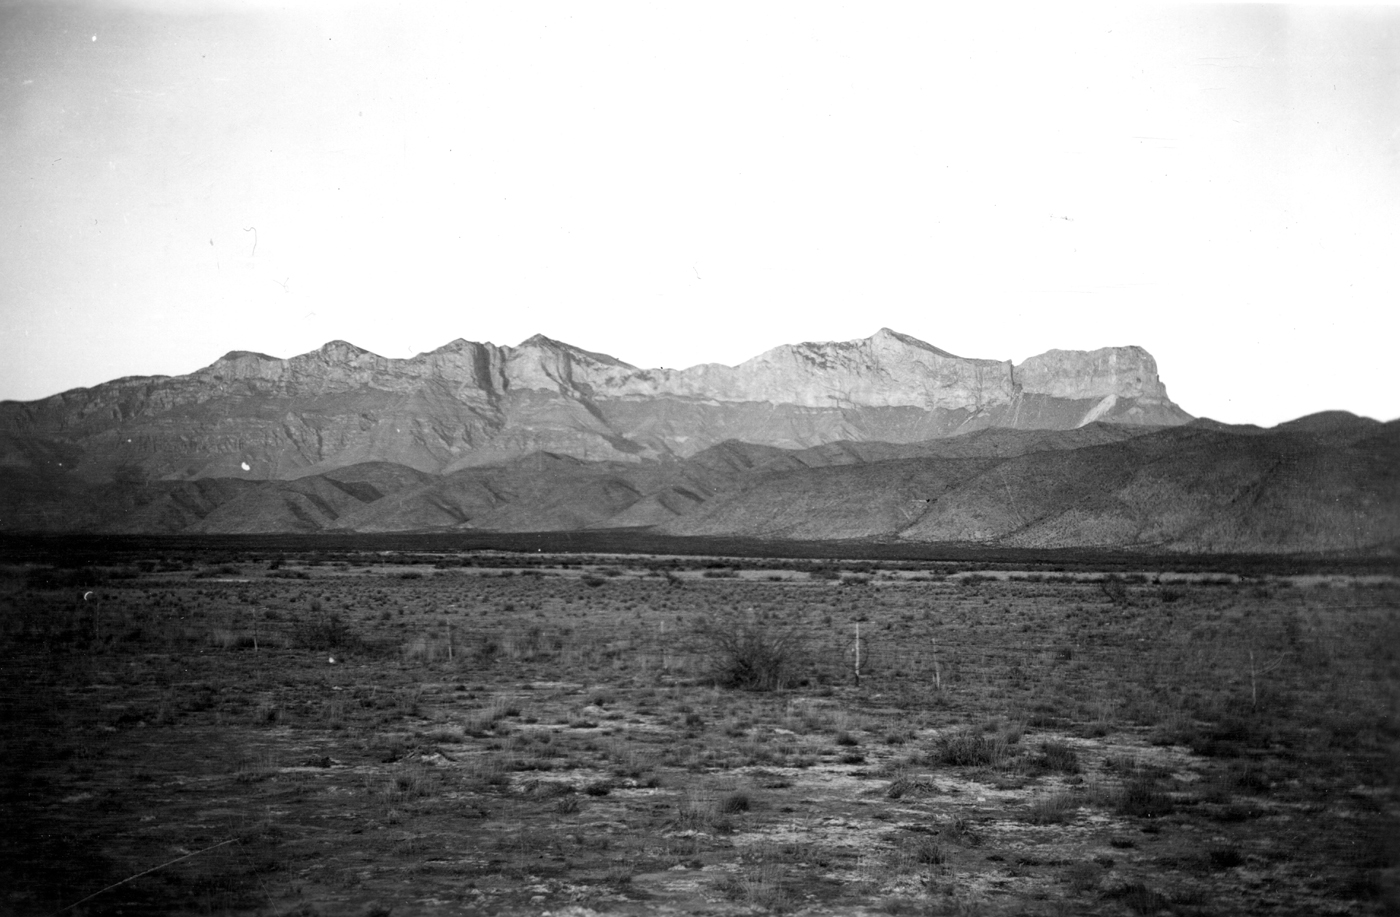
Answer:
[2,553,1396,916]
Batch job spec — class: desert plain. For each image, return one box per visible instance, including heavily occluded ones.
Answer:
[2,536,1396,916]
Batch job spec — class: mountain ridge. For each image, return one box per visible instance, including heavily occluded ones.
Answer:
[6,331,1389,553]
[0,329,1191,482]
[1,413,1393,554]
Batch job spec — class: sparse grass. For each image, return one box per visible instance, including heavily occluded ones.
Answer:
[944,815,983,848]
[1102,880,1172,914]
[1036,740,1080,773]
[907,835,947,865]
[1025,789,1082,824]
[1110,775,1176,819]
[716,863,791,910]
[2,551,1393,917]
[1064,861,1102,894]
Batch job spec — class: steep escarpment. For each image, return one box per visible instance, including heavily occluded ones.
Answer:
[0,329,1192,485]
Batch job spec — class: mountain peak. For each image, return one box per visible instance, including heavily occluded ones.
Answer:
[319,340,370,356]
[867,328,960,358]
[425,338,480,355]
[215,350,277,363]
[512,335,633,369]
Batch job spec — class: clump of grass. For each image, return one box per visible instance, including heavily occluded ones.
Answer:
[945,815,983,847]
[1114,776,1175,819]
[886,774,939,799]
[1064,861,1101,894]
[1207,846,1244,870]
[932,728,1009,768]
[233,751,277,783]
[1102,880,1171,914]
[1025,790,1082,824]
[717,790,751,814]
[464,753,510,790]
[464,696,520,734]
[602,864,632,887]
[423,724,465,743]
[675,788,734,833]
[716,864,790,909]
[522,778,573,799]
[294,598,357,650]
[382,763,435,801]
[908,835,946,865]
[1037,740,1080,773]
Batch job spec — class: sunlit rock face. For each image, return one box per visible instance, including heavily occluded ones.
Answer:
[1015,347,1169,400]
[0,329,1193,481]
[607,328,1018,410]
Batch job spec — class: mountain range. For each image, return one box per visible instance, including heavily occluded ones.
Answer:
[2,330,1395,553]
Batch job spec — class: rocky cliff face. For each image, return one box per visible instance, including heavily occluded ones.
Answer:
[1015,347,1168,400]
[0,329,1192,482]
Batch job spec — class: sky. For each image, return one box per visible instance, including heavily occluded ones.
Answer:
[1,2,1397,426]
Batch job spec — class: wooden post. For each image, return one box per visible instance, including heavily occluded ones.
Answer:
[854,622,861,688]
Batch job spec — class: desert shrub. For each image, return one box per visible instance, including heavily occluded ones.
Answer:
[1026,790,1081,824]
[1064,861,1102,893]
[944,815,982,847]
[1115,776,1175,818]
[1099,574,1131,606]
[1188,714,1274,758]
[293,599,357,650]
[908,835,946,865]
[1102,880,1170,914]
[694,615,807,691]
[885,774,938,799]
[675,789,733,833]
[1037,740,1081,773]
[701,568,738,579]
[932,728,1008,768]
[1207,846,1244,870]
[522,779,574,799]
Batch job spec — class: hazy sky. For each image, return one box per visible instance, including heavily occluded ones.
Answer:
[2,2,1397,426]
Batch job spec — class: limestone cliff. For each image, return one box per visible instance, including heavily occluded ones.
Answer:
[1015,347,1167,400]
[0,329,1192,481]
